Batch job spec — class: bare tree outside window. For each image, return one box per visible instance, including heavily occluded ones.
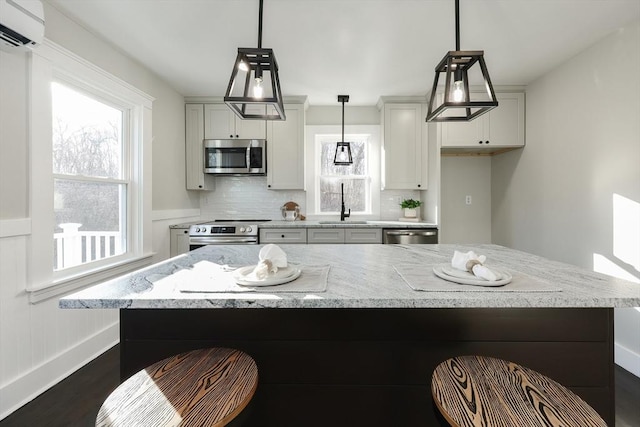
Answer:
[318,135,370,213]
[52,82,126,270]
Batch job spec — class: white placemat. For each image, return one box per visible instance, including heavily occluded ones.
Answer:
[147,260,330,293]
[394,264,562,292]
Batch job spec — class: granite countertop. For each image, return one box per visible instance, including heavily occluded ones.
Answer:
[258,220,438,228]
[170,220,438,229]
[60,244,640,310]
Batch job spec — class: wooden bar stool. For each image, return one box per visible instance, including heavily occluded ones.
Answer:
[96,347,258,427]
[431,355,607,427]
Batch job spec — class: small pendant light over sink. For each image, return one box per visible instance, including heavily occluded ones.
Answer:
[334,95,353,165]
[224,0,285,120]
[426,0,498,122]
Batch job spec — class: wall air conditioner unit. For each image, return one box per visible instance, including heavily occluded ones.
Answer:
[0,0,44,50]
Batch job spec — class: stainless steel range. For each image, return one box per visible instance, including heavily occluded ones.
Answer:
[188,220,270,249]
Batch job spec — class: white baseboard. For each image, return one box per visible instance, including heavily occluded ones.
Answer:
[615,341,640,378]
[0,322,119,421]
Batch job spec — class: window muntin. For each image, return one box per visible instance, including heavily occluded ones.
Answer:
[51,82,128,271]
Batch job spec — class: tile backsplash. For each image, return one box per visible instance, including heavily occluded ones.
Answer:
[199,176,421,220]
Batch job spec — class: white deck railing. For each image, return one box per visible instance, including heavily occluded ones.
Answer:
[54,223,122,270]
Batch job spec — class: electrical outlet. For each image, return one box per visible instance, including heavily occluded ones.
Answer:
[465,195,472,205]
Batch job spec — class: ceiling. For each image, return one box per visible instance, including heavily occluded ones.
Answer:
[46,0,640,106]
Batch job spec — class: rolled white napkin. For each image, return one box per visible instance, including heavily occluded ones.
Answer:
[451,250,499,281]
[252,244,288,280]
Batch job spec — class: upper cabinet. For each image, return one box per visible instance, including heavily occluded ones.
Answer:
[266,103,306,190]
[380,101,428,190]
[185,103,215,191]
[440,92,525,153]
[204,104,266,140]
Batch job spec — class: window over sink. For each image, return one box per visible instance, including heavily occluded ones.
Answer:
[306,125,380,217]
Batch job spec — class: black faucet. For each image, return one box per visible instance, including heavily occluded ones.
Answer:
[340,183,351,221]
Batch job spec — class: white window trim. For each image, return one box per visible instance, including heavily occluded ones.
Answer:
[305,125,380,219]
[27,39,155,303]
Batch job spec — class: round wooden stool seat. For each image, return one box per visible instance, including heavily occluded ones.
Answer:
[431,355,607,427]
[96,347,258,427]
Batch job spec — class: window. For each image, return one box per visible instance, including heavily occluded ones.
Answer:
[306,125,380,218]
[317,135,369,213]
[28,40,153,301]
[52,82,128,270]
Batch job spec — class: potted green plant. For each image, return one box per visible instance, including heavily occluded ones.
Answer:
[400,199,422,218]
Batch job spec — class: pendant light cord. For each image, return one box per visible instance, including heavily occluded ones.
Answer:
[455,0,460,51]
[341,99,345,142]
[258,0,263,48]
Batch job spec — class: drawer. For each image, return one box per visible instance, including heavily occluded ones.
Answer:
[345,228,382,244]
[308,229,345,244]
[260,228,307,244]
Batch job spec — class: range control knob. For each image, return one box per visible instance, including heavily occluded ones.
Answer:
[246,226,252,233]
[195,227,201,233]
[201,227,207,233]
[240,227,246,233]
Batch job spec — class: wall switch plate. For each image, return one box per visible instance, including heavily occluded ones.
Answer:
[465,195,472,205]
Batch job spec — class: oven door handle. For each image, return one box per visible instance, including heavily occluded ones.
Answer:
[189,237,258,245]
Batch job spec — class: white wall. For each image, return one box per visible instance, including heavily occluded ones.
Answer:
[492,20,640,376]
[440,156,492,243]
[0,4,197,419]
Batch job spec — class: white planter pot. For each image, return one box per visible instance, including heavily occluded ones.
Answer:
[403,208,417,218]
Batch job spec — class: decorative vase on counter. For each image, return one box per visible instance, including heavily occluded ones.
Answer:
[403,208,417,218]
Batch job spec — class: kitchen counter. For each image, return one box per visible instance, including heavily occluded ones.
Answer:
[169,219,438,230]
[60,244,638,426]
[60,243,638,309]
[260,220,438,228]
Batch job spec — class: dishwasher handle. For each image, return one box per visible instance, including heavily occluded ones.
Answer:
[385,230,437,237]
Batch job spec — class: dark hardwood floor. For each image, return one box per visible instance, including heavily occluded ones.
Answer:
[1,344,638,426]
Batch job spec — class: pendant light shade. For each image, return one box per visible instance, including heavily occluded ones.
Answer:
[426,0,497,122]
[224,0,285,121]
[334,95,353,166]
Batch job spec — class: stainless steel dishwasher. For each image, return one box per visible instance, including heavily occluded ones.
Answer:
[383,228,438,244]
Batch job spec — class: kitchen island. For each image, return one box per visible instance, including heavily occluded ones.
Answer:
[61,244,639,426]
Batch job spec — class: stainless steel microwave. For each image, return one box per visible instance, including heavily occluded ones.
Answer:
[203,139,266,175]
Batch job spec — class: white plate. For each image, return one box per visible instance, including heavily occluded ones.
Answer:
[233,265,302,287]
[433,264,512,287]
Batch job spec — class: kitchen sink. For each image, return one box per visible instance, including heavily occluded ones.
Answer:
[318,221,369,224]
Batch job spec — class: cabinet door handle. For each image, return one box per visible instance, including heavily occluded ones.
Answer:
[417,184,421,188]
[230,134,233,138]
[478,140,483,144]
[486,140,490,144]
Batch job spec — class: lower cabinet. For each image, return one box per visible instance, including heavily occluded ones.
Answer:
[345,228,383,243]
[261,228,383,244]
[260,228,308,244]
[307,229,345,244]
[170,228,190,257]
[307,228,383,244]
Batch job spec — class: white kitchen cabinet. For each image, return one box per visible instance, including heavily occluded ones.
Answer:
[204,104,266,139]
[381,102,427,190]
[260,228,307,244]
[185,104,215,190]
[170,228,191,257]
[266,103,306,190]
[440,92,525,150]
[344,228,382,244]
[307,228,345,244]
[306,228,382,244]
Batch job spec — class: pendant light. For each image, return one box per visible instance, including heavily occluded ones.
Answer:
[224,0,285,120]
[334,95,353,166]
[426,0,498,122]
